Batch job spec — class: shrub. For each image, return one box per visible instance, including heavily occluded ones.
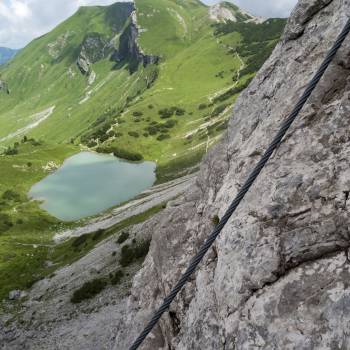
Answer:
[212,215,220,226]
[96,146,143,162]
[157,134,170,141]
[120,240,151,267]
[110,270,124,285]
[175,107,185,116]
[198,103,207,110]
[71,278,107,303]
[145,126,158,135]
[117,231,129,244]
[133,111,143,117]
[158,106,186,119]
[0,213,13,232]
[72,234,89,248]
[148,105,154,109]
[158,108,173,119]
[4,147,18,156]
[211,104,229,118]
[2,190,21,202]
[216,120,229,132]
[29,138,42,146]
[87,140,97,148]
[99,134,109,143]
[213,78,253,103]
[163,120,177,129]
[128,131,139,138]
[92,229,105,241]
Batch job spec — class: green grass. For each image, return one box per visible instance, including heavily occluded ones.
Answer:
[0,142,77,300]
[0,179,165,301]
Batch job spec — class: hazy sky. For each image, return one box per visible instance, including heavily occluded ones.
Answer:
[0,0,298,49]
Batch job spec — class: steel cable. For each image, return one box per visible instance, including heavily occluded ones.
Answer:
[129,18,350,350]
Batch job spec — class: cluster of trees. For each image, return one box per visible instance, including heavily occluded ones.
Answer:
[213,19,285,79]
[143,118,177,141]
[3,136,42,156]
[213,19,285,42]
[96,145,143,162]
[159,106,186,119]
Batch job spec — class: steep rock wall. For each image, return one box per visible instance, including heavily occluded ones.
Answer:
[112,11,159,73]
[115,0,350,349]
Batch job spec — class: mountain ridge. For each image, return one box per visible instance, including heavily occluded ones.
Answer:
[0,47,19,65]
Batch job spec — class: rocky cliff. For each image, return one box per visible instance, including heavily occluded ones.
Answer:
[111,11,159,73]
[115,0,350,348]
[1,0,350,349]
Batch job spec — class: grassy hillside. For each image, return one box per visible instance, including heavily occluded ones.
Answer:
[0,1,285,175]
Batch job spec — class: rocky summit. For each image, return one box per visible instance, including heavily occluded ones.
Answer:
[1,0,349,349]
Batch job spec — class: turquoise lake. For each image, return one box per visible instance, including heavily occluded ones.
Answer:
[29,151,156,221]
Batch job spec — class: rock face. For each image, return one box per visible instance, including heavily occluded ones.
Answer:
[209,1,264,24]
[112,11,159,73]
[1,1,350,349]
[114,0,350,349]
[77,33,112,75]
[77,7,158,76]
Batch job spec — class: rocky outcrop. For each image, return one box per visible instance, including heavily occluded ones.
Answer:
[0,79,9,94]
[77,32,112,75]
[209,1,265,24]
[111,11,159,73]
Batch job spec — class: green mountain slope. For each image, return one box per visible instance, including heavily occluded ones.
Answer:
[0,1,285,174]
[0,0,286,299]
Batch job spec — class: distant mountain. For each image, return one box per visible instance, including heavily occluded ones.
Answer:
[0,47,19,65]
